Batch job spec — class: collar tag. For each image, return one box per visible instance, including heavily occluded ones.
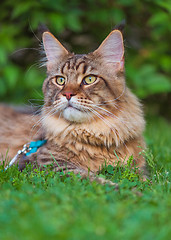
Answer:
[5,139,47,170]
[26,140,47,156]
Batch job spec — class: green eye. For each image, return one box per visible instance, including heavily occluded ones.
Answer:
[55,76,65,86]
[83,75,97,85]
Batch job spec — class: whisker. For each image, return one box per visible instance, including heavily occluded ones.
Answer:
[72,100,128,130]
[28,20,41,43]
[30,109,59,139]
[96,84,126,105]
[24,62,40,81]
[76,97,127,120]
[91,104,129,125]
[39,101,67,125]
[77,105,95,122]
[53,102,67,111]
[89,108,120,146]
[28,99,44,102]
[32,103,62,128]
[76,98,129,124]
[31,108,55,130]
[10,48,40,57]
[32,101,65,130]
[30,104,64,139]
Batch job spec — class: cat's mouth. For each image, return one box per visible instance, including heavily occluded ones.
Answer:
[62,102,90,123]
[65,102,82,112]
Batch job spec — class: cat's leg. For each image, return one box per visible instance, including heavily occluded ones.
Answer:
[18,150,118,189]
[66,168,119,189]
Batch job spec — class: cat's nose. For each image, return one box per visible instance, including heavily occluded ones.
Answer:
[63,92,76,100]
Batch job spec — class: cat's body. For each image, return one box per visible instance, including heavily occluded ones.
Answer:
[0,29,146,176]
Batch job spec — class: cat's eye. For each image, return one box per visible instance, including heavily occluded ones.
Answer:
[55,76,65,86]
[83,75,97,85]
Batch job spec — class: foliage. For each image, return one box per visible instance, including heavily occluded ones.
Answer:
[0,0,170,105]
[0,117,171,240]
[99,155,143,183]
[0,3,171,238]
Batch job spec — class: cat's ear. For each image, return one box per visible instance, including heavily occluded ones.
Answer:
[94,30,124,71]
[42,32,68,69]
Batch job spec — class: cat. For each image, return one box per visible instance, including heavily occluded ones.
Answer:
[0,28,146,180]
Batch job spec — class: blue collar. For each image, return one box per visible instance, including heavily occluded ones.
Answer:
[25,140,47,156]
[5,139,47,170]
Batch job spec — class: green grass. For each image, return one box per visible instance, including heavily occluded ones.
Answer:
[0,116,171,240]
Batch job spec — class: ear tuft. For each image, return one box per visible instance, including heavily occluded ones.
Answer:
[94,30,124,67]
[113,19,126,33]
[42,32,68,64]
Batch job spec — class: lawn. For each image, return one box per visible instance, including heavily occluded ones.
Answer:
[0,116,171,240]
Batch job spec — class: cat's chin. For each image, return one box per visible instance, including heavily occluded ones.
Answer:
[62,106,90,123]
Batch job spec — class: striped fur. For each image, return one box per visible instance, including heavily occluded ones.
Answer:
[0,30,146,178]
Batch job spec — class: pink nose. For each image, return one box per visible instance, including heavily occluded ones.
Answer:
[63,92,75,100]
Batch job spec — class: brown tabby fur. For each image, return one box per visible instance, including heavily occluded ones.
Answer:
[0,29,146,179]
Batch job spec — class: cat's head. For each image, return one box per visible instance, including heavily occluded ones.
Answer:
[42,30,125,123]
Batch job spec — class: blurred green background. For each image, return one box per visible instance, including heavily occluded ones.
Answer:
[0,0,171,119]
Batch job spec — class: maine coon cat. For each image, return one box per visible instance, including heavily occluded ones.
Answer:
[0,29,146,178]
